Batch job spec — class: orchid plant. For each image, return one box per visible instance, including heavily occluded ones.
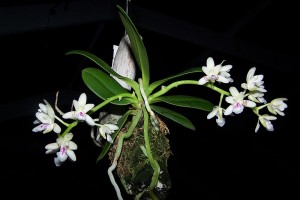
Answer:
[32,5,288,200]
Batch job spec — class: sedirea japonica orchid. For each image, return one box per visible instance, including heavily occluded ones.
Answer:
[32,5,288,200]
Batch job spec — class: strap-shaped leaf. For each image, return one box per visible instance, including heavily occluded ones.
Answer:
[117,5,150,88]
[151,105,195,130]
[96,110,134,162]
[148,67,202,94]
[82,68,132,105]
[66,50,139,90]
[152,95,213,112]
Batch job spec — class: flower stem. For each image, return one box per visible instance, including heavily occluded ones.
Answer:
[205,83,230,96]
[148,80,198,102]
[89,93,139,114]
[55,116,69,127]
[61,120,78,137]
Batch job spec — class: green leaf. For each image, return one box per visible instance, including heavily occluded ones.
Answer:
[96,110,133,162]
[66,49,139,90]
[117,5,150,87]
[152,95,213,112]
[151,105,195,130]
[82,68,132,105]
[148,67,202,94]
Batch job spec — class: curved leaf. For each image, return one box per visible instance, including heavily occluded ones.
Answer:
[147,67,202,94]
[96,110,134,162]
[66,49,139,90]
[117,5,150,87]
[152,95,213,112]
[82,68,132,105]
[151,105,195,130]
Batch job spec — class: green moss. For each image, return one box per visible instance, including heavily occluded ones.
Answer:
[109,117,172,199]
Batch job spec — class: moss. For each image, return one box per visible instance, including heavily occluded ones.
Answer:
[109,116,172,199]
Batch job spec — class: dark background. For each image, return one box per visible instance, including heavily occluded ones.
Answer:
[0,0,299,199]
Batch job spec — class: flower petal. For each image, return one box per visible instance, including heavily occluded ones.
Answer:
[225,96,235,104]
[255,120,260,133]
[218,76,230,83]
[224,105,233,116]
[107,134,113,144]
[99,127,107,139]
[53,124,61,134]
[36,112,51,124]
[68,141,78,150]
[78,93,87,106]
[83,104,95,113]
[57,151,68,162]
[229,87,239,97]
[221,64,232,71]
[85,115,95,126]
[244,100,256,108]
[62,111,75,120]
[45,143,59,150]
[247,67,256,81]
[39,103,47,113]
[106,124,119,131]
[32,124,44,132]
[54,157,63,167]
[216,117,225,127]
[44,100,55,120]
[207,107,218,119]
[206,57,215,69]
[198,77,208,85]
[67,150,76,161]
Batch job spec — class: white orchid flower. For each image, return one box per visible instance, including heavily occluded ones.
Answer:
[267,98,288,116]
[198,57,233,85]
[255,114,277,133]
[45,133,78,167]
[32,100,61,134]
[207,106,225,127]
[62,93,95,126]
[98,123,119,143]
[241,67,266,93]
[224,87,256,115]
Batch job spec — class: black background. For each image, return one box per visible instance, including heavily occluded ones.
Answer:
[0,1,299,199]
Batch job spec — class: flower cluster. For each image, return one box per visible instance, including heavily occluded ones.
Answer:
[199,57,288,132]
[32,93,119,166]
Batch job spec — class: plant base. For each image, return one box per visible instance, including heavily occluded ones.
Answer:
[109,117,172,200]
